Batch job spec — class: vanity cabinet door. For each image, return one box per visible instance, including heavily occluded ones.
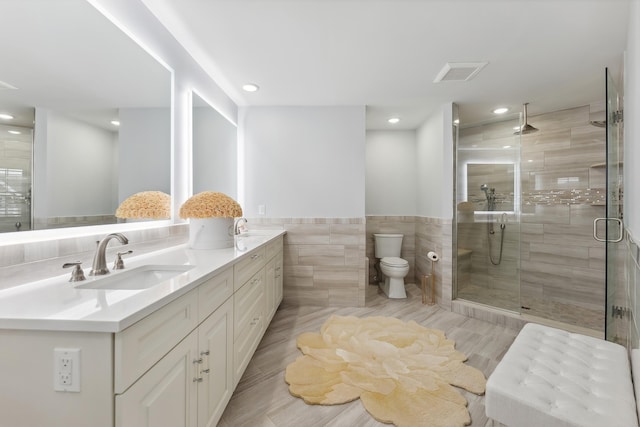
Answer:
[233,269,266,385]
[197,298,233,427]
[116,331,198,427]
[265,248,284,323]
[274,251,283,309]
[265,257,276,322]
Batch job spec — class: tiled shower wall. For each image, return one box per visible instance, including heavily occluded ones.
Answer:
[248,217,367,307]
[456,104,608,331]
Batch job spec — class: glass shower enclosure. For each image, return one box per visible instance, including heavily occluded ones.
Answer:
[455,116,521,313]
[455,100,609,334]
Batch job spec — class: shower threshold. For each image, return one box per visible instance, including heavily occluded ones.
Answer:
[452,299,603,338]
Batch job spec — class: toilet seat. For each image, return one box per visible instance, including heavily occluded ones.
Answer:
[381,257,408,267]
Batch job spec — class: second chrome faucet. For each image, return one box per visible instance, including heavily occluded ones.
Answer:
[90,233,129,276]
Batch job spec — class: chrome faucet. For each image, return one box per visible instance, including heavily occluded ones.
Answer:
[233,217,248,235]
[89,233,129,276]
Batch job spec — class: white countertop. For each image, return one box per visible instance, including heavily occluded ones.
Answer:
[0,230,285,333]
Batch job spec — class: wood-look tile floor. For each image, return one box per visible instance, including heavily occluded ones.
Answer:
[218,284,519,427]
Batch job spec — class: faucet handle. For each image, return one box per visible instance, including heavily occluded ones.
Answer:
[113,250,133,270]
[63,261,86,282]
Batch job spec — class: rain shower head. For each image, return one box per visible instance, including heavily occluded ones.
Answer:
[514,103,539,135]
[481,184,489,193]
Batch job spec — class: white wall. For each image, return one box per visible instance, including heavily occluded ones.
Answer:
[33,109,117,218]
[625,0,639,238]
[118,108,171,202]
[364,104,454,219]
[365,130,417,215]
[240,106,365,218]
[416,104,453,218]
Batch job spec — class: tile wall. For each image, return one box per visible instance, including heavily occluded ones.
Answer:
[249,217,367,307]
[366,216,452,308]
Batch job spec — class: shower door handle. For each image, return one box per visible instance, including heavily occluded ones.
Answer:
[593,218,624,243]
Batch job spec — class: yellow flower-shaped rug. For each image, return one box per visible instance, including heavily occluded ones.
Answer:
[285,315,486,427]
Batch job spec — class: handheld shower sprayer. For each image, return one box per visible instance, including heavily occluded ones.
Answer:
[480,184,506,265]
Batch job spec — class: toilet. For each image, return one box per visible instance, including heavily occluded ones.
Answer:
[374,233,409,299]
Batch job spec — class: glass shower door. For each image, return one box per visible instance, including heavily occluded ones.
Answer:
[0,125,32,232]
[604,68,625,343]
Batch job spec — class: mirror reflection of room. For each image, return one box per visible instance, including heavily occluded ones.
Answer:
[466,163,515,212]
[0,0,171,234]
[192,92,238,198]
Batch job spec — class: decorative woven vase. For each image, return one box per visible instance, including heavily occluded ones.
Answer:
[188,217,234,249]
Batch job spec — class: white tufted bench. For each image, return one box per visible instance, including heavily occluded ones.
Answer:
[486,323,639,427]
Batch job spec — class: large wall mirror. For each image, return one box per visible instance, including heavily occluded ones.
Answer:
[192,91,237,198]
[0,0,171,234]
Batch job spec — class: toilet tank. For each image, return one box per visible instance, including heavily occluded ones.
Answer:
[374,234,403,258]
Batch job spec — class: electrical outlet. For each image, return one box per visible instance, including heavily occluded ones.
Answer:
[54,348,81,392]
[60,373,72,385]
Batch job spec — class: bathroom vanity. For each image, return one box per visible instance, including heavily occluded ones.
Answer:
[0,231,284,427]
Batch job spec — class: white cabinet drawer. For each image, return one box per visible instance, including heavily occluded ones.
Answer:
[233,247,266,291]
[198,266,233,323]
[265,236,283,261]
[114,290,199,394]
[233,269,265,340]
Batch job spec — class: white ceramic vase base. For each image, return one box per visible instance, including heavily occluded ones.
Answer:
[188,218,234,249]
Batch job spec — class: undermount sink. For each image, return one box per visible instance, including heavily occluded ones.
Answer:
[75,264,193,290]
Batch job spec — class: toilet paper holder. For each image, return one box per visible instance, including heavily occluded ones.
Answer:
[421,251,439,305]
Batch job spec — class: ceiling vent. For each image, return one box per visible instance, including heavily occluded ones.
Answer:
[0,80,18,90]
[433,62,488,83]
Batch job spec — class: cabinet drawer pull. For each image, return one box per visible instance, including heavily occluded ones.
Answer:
[193,358,203,364]
[201,368,210,374]
[200,350,210,356]
[251,254,260,260]
[193,377,203,383]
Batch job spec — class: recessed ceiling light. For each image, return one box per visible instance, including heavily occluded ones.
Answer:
[453,119,460,124]
[493,107,509,114]
[503,145,511,149]
[8,130,21,135]
[387,117,400,124]
[242,83,259,92]
[0,113,14,120]
[110,120,120,126]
